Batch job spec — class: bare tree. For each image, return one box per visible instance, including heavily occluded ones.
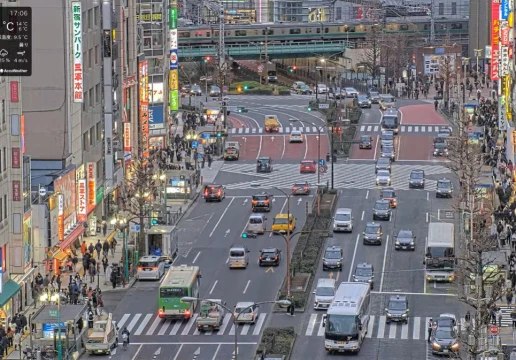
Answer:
[382,34,412,81]
[445,114,505,359]
[359,26,382,84]
[438,55,456,107]
[123,157,159,256]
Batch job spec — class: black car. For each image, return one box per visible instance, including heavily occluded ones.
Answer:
[433,141,448,157]
[394,230,415,251]
[203,184,225,202]
[375,157,392,173]
[380,145,395,161]
[385,295,409,324]
[373,200,391,221]
[357,95,372,108]
[258,248,281,266]
[322,246,343,271]
[436,178,453,198]
[431,315,459,355]
[408,169,425,189]
[296,85,313,95]
[209,85,221,97]
[367,91,381,103]
[257,157,273,173]
[359,135,373,149]
[353,263,374,289]
[252,193,272,212]
[363,222,383,245]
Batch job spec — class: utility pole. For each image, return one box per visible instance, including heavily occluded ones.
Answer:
[264,29,269,85]
[430,0,435,44]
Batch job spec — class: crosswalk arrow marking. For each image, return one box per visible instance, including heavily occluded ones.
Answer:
[225,229,231,237]
[272,198,276,202]
[243,198,248,205]
[193,347,201,356]
[271,137,275,141]
[266,267,274,273]
[297,198,302,205]
[153,347,161,357]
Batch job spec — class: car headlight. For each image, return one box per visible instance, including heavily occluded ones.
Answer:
[323,261,328,265]
[451,342,459,351]
[402,314,408,318]
[395,241,400,245]
[432,342,441,350]
[367,279,372,283]
[386,313,392,317]
[410,242,414,246]
[354,278,359,282]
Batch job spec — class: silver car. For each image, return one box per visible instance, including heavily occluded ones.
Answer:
[333,208,354,232]
[380,130,394,147]
[313,278,336,310]
[381,145,395,161]
[376,170,391,186]
[345,87,358,97]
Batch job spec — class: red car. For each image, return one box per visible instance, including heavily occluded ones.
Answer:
[300,160,316,173]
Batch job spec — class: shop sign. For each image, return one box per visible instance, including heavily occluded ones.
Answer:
[500,46,509,77]
[10,81,19,103]
[169,50,178,70]
[77,179,87,222]
[96,186,104,205]
[123,75,137,89]
[499,95,508,131]
[169,68,178,91]
[72,2,83,103]
[485,45,492,58]
[54,166,77,230]
[12,181,21,201]
[501,0,510,20]
[11,147,20,168]
[491,0,501,81]
[124,123,131,151]
[136,13,162,22]
[169,29,178,50]
[170,89,179,111]
[148,82,164,104]
[87,162,96,207]
[139,60,149,158]
[501,24,510,46]
[57,194,64,241]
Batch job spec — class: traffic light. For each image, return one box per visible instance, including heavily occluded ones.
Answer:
[288,66,293,73]
[332,127,342,134]
[151,217,165,225]
[237,86,243,93]
[242,233,248,238]
[203,56,211,63]
[237,107,248,113]
[244,85,248,90]
[307,106,312,111]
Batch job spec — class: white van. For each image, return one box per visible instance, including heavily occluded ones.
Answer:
[137,255,166,280]
[246,214,267,234]
[228,245,250,269]
[313,278,336,310]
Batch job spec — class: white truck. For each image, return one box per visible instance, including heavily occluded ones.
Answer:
[196,299,226,331]
[224,141,240,160]
[85,313,118,355]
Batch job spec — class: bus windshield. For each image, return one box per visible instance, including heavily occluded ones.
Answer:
[426,247,454,270]
[325,315,359,339]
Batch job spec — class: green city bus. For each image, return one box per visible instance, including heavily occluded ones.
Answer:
[158,265,201,319]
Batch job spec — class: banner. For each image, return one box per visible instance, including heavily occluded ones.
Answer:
[54,166,77,233]
[170,50,178,70]
[170,90,179,111]
[501,0,510,20]
[501,24,510,46]
[139,60,150,158]
[57,194,64,241]
[77,179,87,222]
[500,46,509,77]
[491,0,501,81]
[72,2,83,102]
[87,162,96,209]
[124,123,131,151]
[149,82,164,104]
[169,5,179,114]
[149,105,165,129]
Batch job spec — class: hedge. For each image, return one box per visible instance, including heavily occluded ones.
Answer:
[256,327,296,358]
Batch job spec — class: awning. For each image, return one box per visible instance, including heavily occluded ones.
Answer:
[58,225,84,251]
[0,280,21,308]
[50,249,68,262]
[106,230,117,243]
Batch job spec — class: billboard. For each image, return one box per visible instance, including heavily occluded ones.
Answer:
[57,194,64,241]
[139,60,150,158]
[77,179,87,222]
[87,162,96,209]
[149,82,164,104]
[149,105,165,130]
[54,165,77,232]
[501,0,510,20]
[71,2,83,102]
[491,0,501,81]
[170,50,178,70]
[500,46,509,77]
[124,123,131,151]
[169,4,179,112]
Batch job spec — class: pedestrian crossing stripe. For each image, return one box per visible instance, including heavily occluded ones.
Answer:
[229,126,321,135]
[220,163,450,191]
[115,312,267,336]
[304,314,475,339]
[496,305,515,326]
[359,125,452,133]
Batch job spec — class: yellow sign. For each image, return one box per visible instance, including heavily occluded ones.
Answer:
[136,13,162,22]
[506,75,513,120]
[510,11,514,28]
[169,69,178,91]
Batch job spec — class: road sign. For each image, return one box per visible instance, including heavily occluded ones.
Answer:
[227,106,237,112]
[319,159,325,166]
[191,141,198,149]
[318,103,330,109]
[130,224,141,233]
[200,133,210,139]
[49,310,58,317]
[39,187,47,196]
[197,153,203,159]
[257,65,264,72]
[489,325,499,335]
[319,165,327,174]
[197,144,204,154]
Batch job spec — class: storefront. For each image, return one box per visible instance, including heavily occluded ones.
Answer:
[507,125,516,166]
[0,281,22,325]
[48,225,85,275]
[150,136,166,152]
[164,169,196,200]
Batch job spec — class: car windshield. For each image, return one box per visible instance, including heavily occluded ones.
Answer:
[361,136,370,141]
[301,161,314,165]
[316,287,335,296]
[138,261,158,267]
[428,247,454,257]
[438,182,451,189]
[294,183,308,188]
[369,92,379,96]
[375,202,390,210]
[377,171,390,177]
[365,225,381,233]
[345,88,355,92]
[192,85,200,90]
[257,159,269,166]
[381,95,394,102]
[358,96,368,101]
[383,117,397,124]
[381,190,395,198]
[411,172,424,179]
[382,134,394,140]
[230,250,245,257]
[355,268,373,276]
[382,146,394,152]
[397,231,413,239]
[291,132,301,136]
[335,213,351,221]
[388,301,407,311]
[324,250,341,259]
[377,158,390,165]
[235,307,253,314]
[435,329,454,339]
[249,217,263,224]
[261,252,276,257]
[273,218,289,224]
[211,86,220,91]
[253,195,268,201]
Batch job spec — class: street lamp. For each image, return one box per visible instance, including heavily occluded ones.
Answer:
[110,216,129,282]
[181,297,291,360]
[461,57,470,103]
[40,292,63,360]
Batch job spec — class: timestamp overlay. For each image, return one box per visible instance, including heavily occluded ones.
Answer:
[0,7,31,76]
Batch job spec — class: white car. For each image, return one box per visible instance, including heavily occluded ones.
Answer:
[289,131,304,143]
[316,84,328,94]
[234,302,259,324]
[345,87,359,98]
[136,255,166,280]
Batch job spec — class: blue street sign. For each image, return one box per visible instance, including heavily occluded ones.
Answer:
[191,141,198,149]
[201,133,211,139]
[197,153,203,159]
[319,159,325,165]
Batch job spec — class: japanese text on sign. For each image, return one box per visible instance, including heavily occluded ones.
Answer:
[78,179,87,221]
[139,61,149,158]
[500,46,509,76]
[11,148,20,168]
[87,162,96,207]
[491,1,501,81]
[12,181,21,201]
[0,7,33,76]
[72,2,83,103]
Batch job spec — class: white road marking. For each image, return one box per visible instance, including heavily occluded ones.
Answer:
[281,135,286,159]
[117,314,130,329]
[127,314,142,333]
[211,344,221,360]
[229,323,236,336]
[209,280,218,294]
[365,190,369,199]
[304,135,309,160]
[389,323,397,338]
[373,135,379,159]
[146,315,162,336]
[412,317,420,340]
[253,313,267,335]
[317,318,326,336]
[218,314,232,335]
[366,315,375,338]
[347,234,360,282]
[209,198,235,237]
[377,316,386,338]
[427,192,429,201]
[306,314,317,336]
[426,212,429,223]
[170,321,182,335]
[181,314,198,335]
[243,280,251,294]
[131,344,143,360]
[401,322,409,339]
[192,251,201,264]
[257,136,263,159]
[241,324,250,335]
[379,235,389,292]
[157,319,170,335]
[361,211,364,221]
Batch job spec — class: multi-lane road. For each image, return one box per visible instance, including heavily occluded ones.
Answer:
[84,94,467,360]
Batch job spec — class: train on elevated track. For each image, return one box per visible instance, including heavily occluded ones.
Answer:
[178,17,469,46]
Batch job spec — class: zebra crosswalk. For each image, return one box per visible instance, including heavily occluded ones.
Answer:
[115,312,268,337]
[220,163,450,191]
[359,125,452,134]
[229,126,320,135]
[498,305,514,327]
[304,314,473,340]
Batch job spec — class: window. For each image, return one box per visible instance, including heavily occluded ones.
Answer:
[83,50,88,70]
[88,9,93,29]
[89,127,94,146]
[95,45,100,65]
[3,194,6,219]
[95,84,101,104]
[451,2,457,15]
[96,122,102,141]
[438,3,444,15]
[83,10,87,31]
[89,88,94,108]
[94,6,99,27]
[1,100,4,124]
[83,132,89,151]
[88,49,93,69]
[336,7,342,20]
[82,92,87,111]
[178,31,190,38]
[0,197,3,220]
[2,147,5,172]
[0,149,2,172]
[152,31,163,47]
[235,30,247,36]
[144,37,151,49]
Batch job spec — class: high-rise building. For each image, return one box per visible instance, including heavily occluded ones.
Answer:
[469,0,492,59]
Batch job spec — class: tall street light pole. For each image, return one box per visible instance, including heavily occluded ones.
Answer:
[111,217,129,281]
[181,298,291,360]
[473,49,483,83]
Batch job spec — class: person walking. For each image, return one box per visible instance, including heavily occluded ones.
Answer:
[95,240,102,259]
[427,318,433,343]
[102,239,110,257]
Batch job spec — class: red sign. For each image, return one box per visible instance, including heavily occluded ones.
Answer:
[489,325,499,335]
[10,81,19,103]
[139,60,149,158]
[124,123,131,151]
[12,181,21,201]
[123,75,137,89]
[491,0,501,81]
[87,162,96,207]
[11,148,20,168]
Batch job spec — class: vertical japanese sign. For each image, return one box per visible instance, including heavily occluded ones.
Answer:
[491,0,501,81]
[12,181,21,201]
[57,194,64,241]
[87,162,96,210]
[77,179,87,222]
[139,60,149,158]
[72,2,83,102]
[10,81,19,103]
[124,123,131,151]
[11,148,20,168]
[169,0,179,112]
[501,0,510,20]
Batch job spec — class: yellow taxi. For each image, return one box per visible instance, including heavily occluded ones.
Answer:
[271,214,296,234]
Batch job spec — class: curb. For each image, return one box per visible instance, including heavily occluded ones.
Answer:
[102,276,137,293]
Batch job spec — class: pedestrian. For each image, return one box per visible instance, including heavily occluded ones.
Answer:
[102,256,109,274]
[56,273,62,292]
[427,318,433,343]
[110,238,117,257]
[498,309,503,327]
[88,242,95,255]
[102,240,110,257]
[81,240,87,256]
[88,262,96,283]
[95,240,102,259]
[507,289,514,307]
[102,221,107,236]
[88,310,94,329]
[13,331,21,351]
[110,268,117,289]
